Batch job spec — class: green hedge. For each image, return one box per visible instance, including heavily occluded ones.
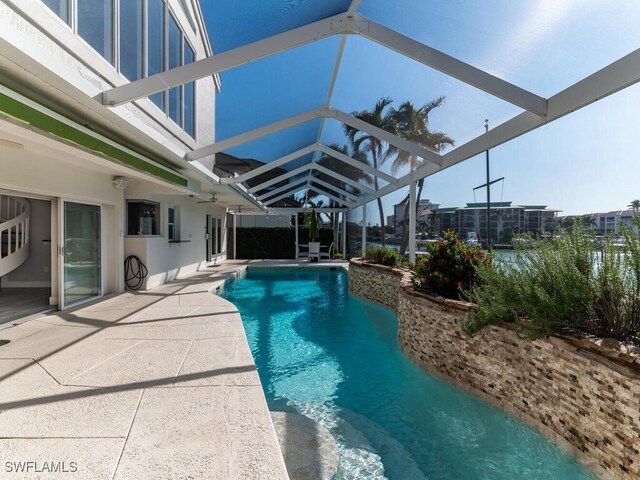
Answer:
[236,227,335,259]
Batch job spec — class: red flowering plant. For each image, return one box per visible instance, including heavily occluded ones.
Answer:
[412,230,493,299]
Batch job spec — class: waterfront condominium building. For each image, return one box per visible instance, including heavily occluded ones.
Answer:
[595,210,639,236]
[437,202,559,243]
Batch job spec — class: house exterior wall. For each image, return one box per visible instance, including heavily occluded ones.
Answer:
[0,1,234,303]
[123,182,228,289]
[0,0,215,155]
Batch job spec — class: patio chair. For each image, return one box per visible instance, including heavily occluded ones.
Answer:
[319,242,334,261]
[308,242,320,262]
[297,243,309,261]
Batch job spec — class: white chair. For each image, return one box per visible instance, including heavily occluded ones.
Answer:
[319,242,334,261]
[297,243,309,261]
[308,242,320,262]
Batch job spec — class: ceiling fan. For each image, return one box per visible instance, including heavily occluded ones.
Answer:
[197,193,217,204]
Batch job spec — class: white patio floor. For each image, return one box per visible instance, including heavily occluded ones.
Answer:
[0,262,290,479]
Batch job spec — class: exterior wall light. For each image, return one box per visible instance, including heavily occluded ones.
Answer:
[112,176,129,190]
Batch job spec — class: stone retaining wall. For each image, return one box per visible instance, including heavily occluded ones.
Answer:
[349,259,640,480]
[348,260,403,311]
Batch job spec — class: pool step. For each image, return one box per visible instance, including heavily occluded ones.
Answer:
[271,411,339,480]
[292,402,427,480]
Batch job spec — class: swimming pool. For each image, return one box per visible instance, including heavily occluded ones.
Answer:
[219,268,596,480]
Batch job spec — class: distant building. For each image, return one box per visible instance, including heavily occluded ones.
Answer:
[394,199,439,235]
[594,210,638,235]
[386,215,395,229]
[437,202,559,243]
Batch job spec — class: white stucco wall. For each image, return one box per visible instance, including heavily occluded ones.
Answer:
[123,183,227,290]
[0,0,215,156]
[0,0,229,299]
[0,125,126,301]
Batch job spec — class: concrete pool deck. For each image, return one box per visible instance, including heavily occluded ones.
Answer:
[0,261,307,479]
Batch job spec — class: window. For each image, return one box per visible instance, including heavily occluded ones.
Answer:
[147,0,165,110]
[42,0,69,24]
[39,0,196,135]
[168,206,179,241]
[183,41,195,137]
[127,201,160,236]
[214,217,222,255]
[77,0,113,64]
[120,0,143,81]
[168,13,182,126]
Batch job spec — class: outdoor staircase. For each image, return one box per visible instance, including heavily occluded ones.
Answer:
[0,195,30,277]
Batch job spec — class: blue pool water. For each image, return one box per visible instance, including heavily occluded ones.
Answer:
[219,269,596,480]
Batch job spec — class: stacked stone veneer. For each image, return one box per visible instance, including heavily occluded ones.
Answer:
[349,259,640,480]
[348,259,403,310]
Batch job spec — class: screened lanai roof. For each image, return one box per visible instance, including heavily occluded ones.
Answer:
[101,0,640,212]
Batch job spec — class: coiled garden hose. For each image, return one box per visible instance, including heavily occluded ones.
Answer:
[124,255,148,291]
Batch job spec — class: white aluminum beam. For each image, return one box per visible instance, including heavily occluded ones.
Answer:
[102,12,546,117]
[350,48,640,208]
[309,177,360,203]
[347,0,363,14]
[318,144,399,185]
[257,177,309,202]
[219,142,399,190]
[248,163,313,194]
[264,184,308,206]
[263,183,353,208]
[295,213,299,260]
[198,107,441,168]
[189,110,320,161]
[269,207,349,214]
[361,203,367,254]
[342,213,347,255]
[101,13,352,106]
[220,144,316,184]
[307,186,355,208]
[314,163,375,194]
[314,34,348,152]
[359,18,548,116]
[233,207,348,215]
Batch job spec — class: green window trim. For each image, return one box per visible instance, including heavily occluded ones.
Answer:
[0,91,188,187]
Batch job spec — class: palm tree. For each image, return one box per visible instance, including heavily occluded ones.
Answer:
[628,199,640,215]
[343,97,396,247]
[386,98,454,254]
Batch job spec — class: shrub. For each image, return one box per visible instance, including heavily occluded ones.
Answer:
[464,222,640,345]
[593,222,640,341]
[463,229,597,337]
[364,245,401,267]
[413,230,491,299]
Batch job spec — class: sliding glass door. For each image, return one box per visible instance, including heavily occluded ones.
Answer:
[61,201,102,308]
[207,215,222,261]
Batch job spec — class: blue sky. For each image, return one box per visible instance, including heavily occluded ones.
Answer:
[204,0,640,222]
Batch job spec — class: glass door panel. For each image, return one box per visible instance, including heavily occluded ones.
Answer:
[63,202,101,307]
